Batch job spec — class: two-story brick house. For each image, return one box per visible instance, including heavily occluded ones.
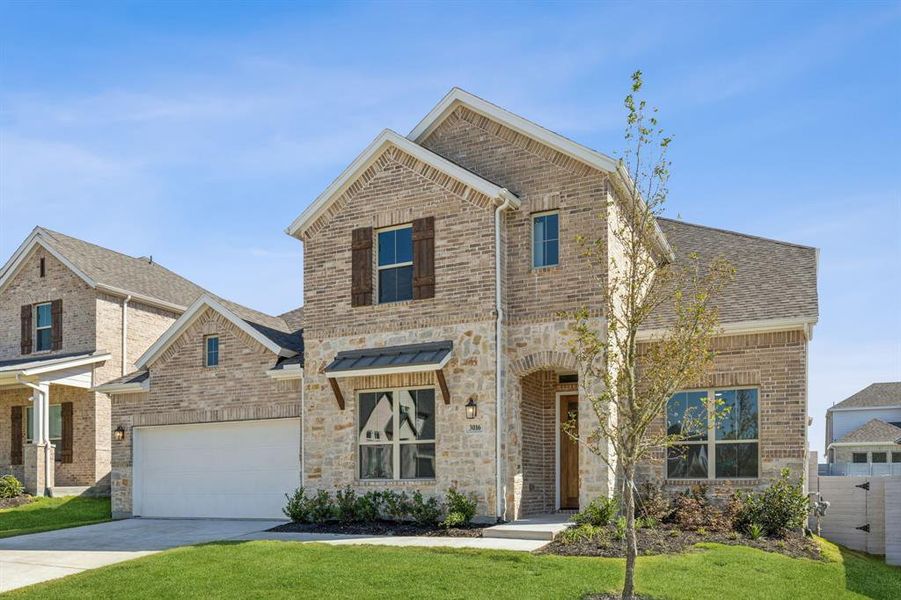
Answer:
[97,88,817,522]
[0,227,208,495]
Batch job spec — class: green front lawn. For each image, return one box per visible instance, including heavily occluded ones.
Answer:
[0,496,111,539]
[5,536,899,599]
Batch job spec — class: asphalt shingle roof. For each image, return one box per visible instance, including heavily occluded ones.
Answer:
[830,382,901,410]
[29,228,302,353]
[643,219,819,329]
[836,419,901,444]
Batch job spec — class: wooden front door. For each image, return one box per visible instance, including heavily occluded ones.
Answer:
[559,395,579,510]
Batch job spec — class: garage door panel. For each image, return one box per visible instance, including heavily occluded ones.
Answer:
[134,419,299,519]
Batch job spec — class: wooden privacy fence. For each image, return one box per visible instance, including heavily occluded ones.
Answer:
[811,475,901,566]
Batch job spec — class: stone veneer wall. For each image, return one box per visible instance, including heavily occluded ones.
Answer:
[109,307,301,517]
[637,329,810,494]
[303,322,498,517]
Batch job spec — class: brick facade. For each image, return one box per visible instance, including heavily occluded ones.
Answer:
[109,307,301,517]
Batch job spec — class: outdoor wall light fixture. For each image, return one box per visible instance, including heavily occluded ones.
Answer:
[465,398,478,419]
[114,425,126,441]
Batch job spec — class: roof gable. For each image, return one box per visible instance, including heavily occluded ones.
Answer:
[135,295,299,369]
[834,419,901,445]
[285,129,519,240]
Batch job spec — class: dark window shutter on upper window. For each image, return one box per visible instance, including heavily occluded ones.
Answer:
[351,227,373,307]
[412,217,435,300]
[20,305,33,355]
[51,299,63,351]
[60,402,74,464]
[10,406,23,465]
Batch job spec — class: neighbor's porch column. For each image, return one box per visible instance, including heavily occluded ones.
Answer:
[23,383,54,496]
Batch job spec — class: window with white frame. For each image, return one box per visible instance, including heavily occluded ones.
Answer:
[358,388,436,480]
[26,404,62,450]
[204,335,219,367]
[34,303,52,352]
[666,388,759,479]
[377,225,413,303]
[532,211,559,268]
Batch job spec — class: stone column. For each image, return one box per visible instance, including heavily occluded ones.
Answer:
[23,443,55,495]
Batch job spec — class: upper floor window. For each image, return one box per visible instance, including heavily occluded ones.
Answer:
[871,452,887,464]
[852,453,868,463]
[532,211,559,268]
[204,335,219,367]
[377,225,413,303]
[34,303,53,352]
[666,387,759,480]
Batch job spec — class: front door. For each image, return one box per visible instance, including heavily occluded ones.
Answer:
[559,394,579,510]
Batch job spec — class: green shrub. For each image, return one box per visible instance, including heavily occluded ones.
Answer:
[734,469,809,537]
[747,523,764,540]
[309,489,334,523]
[335,486,359,522]
[572,496,619,527]
[410,491,442,526]
[441,487,477,528]
[0,475,24,499]
[355,491,383,522]
[382,490,411,521]
[636,516,658,529]
[614,516,627,541]
[558,523,606,545]
[283,487,311,523]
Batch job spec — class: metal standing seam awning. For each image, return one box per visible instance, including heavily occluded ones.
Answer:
[323,341,453,409]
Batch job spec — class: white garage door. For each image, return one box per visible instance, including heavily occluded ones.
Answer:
[133,419,300,519]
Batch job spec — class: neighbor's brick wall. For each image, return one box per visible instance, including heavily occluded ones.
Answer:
[638,329,810,494]
[0,245,96,360]
[109,307,301,517]
[0,385,101,487]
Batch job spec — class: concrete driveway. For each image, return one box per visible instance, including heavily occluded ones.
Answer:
[0,518,283,593]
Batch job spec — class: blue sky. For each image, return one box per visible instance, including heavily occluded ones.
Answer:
[1,1,899,451]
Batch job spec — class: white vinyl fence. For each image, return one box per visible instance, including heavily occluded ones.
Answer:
[811,475,901,565]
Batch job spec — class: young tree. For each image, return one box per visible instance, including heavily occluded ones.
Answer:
[565,71,734,600]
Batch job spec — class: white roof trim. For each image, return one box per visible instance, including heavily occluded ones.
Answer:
[637,317,818,342]
[828,405,901,413]
[95,283,187,313]
[0,229,97,293]
[408,88,673,262]
[828,441,901,449]
[326,352,452,379]
[0,352,111,385]
[95,380,150,394]
[285,129,520,238]
[135,295,290,369]
[266,365,304,381]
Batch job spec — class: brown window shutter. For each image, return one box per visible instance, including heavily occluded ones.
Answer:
[351,227,373,307]
[21,304,33,355]
[51,299,63,351]
[10,406,23,466]
[60,402,74,464]
[412,217,435,300]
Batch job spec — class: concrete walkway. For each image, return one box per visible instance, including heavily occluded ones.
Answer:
[240,531,549,551]
[0,518,283,593]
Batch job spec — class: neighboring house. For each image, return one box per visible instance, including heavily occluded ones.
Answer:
[97,295,303,519]
[0,227,207,495]
[825,382,901,466]
[285,88,819,521]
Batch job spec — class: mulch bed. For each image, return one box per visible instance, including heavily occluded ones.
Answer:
[541,524,820,560]
[0,496,34,510]
[269,520,483,538]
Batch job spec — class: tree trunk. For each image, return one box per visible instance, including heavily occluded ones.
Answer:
[621,469,638,600]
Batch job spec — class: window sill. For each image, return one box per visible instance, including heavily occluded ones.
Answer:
[355,479,438,486]
[665,478,760,485]
[530,264,561,274]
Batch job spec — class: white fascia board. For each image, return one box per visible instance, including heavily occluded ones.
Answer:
[285,129,520,238]
[95,283,186,314]
[0,230,97,293]
[827,441,901,448]
[20,352,111,377]
[266,366,304,381]
[636,317,818,342]
[828,405,901,413]
[409,88,620,173]
[135,295,287,369]
[326,352,452,379]
[95,381,150,394]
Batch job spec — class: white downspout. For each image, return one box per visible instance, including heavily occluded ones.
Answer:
[17,376,51,496]
[121,295,131,376]
[494,192,513,521]
[300,372,305,487]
